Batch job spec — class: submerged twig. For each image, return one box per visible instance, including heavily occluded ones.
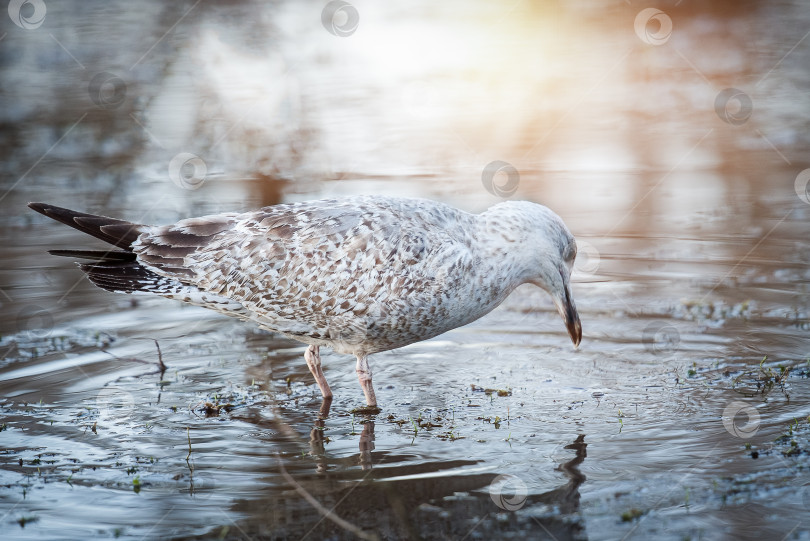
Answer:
[186,427,193,470]
[154,339,167,373]
[276,452,379,541]
[100,337,168,374]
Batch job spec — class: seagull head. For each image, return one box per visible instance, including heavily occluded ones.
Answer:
[545,238,583,348]
[484,201,582,347]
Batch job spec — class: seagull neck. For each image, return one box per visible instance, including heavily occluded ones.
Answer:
[473,207,534,289]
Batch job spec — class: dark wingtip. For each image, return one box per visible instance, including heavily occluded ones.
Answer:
[28,202,48,214]
[25,202,144,249]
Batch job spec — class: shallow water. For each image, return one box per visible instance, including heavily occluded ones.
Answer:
[2,1,810,540]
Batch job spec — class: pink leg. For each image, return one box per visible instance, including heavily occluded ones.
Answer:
[355,355,377,407]
[304,345,332,399]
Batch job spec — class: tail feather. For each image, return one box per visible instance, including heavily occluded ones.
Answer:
[28,203,245,314]
[28,202,146,249]
[79,261,185,295]
[29,203,169,295]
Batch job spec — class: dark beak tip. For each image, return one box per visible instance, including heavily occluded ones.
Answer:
[568,319,582,349]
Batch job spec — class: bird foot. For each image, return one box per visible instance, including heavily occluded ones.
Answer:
[351,405,382,415]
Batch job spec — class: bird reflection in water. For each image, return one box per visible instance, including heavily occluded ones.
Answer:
[542,434,587,515]
[309,398,375,473]
[271,402,588,539]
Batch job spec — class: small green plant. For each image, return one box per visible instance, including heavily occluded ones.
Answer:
[620,508,644,522]
[410,416,419,437]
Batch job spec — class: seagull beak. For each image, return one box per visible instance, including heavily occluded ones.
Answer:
[565,302,582,347]
[554,280,582,348]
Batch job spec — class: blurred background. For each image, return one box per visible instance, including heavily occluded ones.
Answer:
[1,0,808,328]
[1,1,809,540]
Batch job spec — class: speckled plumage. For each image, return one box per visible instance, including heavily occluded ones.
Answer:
[29,196,582,407]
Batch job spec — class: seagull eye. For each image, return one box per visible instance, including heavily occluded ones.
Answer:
[565,242,577,263]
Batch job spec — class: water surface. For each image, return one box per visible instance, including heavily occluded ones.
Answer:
[1,1,809,540]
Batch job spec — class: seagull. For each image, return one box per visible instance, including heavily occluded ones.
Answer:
[28,196,581,410]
